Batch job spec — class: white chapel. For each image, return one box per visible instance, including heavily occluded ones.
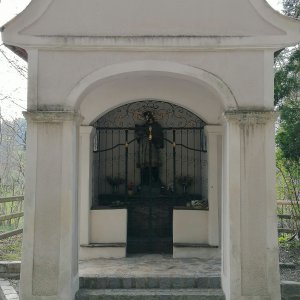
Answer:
[2,0,300,299]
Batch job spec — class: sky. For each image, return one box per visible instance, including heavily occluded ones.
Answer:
[0,0,30,119]
[0,0,284,120]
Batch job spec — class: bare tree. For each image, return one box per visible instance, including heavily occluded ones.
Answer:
[0,43,27,229]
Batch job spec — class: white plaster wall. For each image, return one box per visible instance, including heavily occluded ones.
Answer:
[201,152,208,201]
[80,247,126,260]
[221,112,281,300]
[23,0,283,37]
[32,123,62,295]
[4,0,300,53]
[20,112,80,300]
[173,209,219,259]
[173,210,208,244]
[79,126,94,246]
[80,76,222,125]
[173,247,220,259]
[90,209,127,243]
[33,50,274,114]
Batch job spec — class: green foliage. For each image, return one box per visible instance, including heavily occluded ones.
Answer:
[274,0,300,106]
[279,235,291,244]
[0,235,22,261]
[274,2,300,236]
[276,99,300,161]
[282,0,300,18]
[280,238,300,250]
[274,48,300,106]
[276,150,300,238]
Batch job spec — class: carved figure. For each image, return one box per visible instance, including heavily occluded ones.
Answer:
[135,111,164,186]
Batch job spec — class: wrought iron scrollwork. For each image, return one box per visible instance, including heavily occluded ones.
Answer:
[93,100,206,128]
[92,100,208,211]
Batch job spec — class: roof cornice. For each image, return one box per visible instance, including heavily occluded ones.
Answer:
[2,0,300,55]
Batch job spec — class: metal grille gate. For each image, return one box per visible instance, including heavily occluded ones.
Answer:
[92,100,207,253]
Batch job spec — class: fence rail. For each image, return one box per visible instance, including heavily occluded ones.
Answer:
[0,196,24,240]
[0,212,24,222]
[0,196,298,240]
[277,200,299,206]
[0,196,24,204]
[0,228,23,240]
[278,214,300,220]
[277,199,299,236]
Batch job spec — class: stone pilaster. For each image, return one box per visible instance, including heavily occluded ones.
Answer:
[222,110,280,300]
[204,125,223,247]
[21,111,82,300]
[78,126,95,247]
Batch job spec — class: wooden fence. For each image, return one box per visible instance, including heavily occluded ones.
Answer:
[277,200,299,235]
[0,196,24,240]
[0,196,298,239]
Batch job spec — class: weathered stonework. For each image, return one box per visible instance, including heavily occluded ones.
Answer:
[23,111,82,123]
[224,110,279,124]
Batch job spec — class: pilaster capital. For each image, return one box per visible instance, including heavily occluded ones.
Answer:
[224,110,278,125]
[23,111,82,123]
[204,125,223,135]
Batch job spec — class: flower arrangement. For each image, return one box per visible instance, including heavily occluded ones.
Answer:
[128,182,134,191]
[106,176,125,193]
[128,182,135,196]
[176,175,193,187]
[176,175,193,193]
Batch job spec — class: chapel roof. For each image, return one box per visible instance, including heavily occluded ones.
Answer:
[1,0,300,55]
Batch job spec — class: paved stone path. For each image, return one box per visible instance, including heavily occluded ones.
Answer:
[0,279,18,300]
[79,254,221,278]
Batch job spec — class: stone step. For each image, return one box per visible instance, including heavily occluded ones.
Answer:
[80,276,221,290]
[76,288,225,299]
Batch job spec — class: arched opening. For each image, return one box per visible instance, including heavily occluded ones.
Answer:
[77,61,228,259]
[91,100,208,254]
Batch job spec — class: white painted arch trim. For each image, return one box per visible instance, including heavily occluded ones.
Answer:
[66,60,238,112]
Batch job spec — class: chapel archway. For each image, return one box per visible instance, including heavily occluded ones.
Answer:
[91,100,208,253]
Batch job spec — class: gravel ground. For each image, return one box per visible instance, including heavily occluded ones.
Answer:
[7,279,19,294]
[279,244,300,281]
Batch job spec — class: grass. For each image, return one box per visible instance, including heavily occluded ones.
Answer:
[0,234,22,261]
